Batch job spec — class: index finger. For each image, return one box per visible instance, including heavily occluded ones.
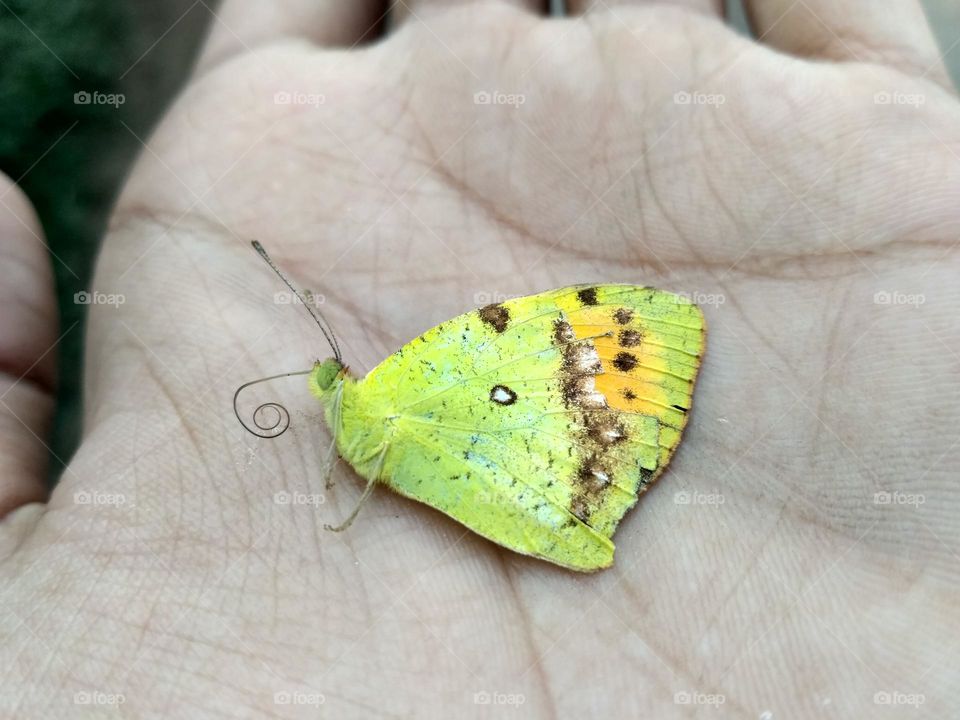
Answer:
[195,0,388,76]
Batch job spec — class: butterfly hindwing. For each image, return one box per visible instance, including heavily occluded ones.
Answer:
[348,285,705,571]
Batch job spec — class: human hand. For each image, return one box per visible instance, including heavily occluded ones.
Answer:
[2,0,958,716]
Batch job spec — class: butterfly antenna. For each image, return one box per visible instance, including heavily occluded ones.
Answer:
[251,240,342,362]
[233,369,313,439]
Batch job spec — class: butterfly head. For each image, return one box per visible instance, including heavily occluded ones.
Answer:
[309,358,345,395]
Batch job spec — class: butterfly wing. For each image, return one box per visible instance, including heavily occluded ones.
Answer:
[358,285,705,571]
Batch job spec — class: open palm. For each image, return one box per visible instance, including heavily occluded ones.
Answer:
[2,1,958,717]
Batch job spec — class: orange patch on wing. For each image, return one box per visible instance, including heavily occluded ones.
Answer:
[568,315,684,422]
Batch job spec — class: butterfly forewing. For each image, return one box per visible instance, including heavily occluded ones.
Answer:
[353,285,705,571]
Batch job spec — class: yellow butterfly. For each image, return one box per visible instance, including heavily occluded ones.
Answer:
[237,243,705,572]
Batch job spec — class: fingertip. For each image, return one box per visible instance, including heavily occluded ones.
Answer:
[0,176,61,515]
[0,177,58,389]
[195,0,387,76]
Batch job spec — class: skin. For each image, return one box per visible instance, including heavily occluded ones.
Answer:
[1,0,958,716]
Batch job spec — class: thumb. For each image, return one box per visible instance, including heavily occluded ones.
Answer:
[0,175,59,515]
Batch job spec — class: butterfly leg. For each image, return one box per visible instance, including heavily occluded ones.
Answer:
[320,437,339,490]
[323,444,387,532]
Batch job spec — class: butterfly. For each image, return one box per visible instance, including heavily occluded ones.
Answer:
[236,242,705,572]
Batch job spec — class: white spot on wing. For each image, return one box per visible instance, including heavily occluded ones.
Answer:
[576,345,602,373]
[600,427,623,443]
[573,376,608,408]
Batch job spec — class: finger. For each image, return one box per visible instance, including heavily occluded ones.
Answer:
[391,0,547,27]
[568,0,721,16]
[0,177,58,516]
[196,0,387,75]
[744,0,954,90]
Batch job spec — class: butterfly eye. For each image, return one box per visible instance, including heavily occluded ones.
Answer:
[312,358,344,391]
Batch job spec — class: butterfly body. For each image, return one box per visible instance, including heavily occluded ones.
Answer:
[309,284,705,572]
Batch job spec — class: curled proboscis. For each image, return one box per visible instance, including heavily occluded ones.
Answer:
[233,369,312,439]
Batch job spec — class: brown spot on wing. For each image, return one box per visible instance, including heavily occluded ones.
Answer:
[478,303,510,333]
[562,376,607,409]
[569,452,618,527]
[578,458,612,493]
[555,316,606,409]
[618,329,643,347]
[639,467,655,486]
[613,351,639,372]
[570,496,590,523]
[553,318,576,345]
[585,415,628,445]
[576,287,598,306]
[613,307,633,324]
[562,343,603,375]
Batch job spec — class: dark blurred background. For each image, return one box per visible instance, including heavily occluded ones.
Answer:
[0,0,957,481]
[0,1,212,478]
